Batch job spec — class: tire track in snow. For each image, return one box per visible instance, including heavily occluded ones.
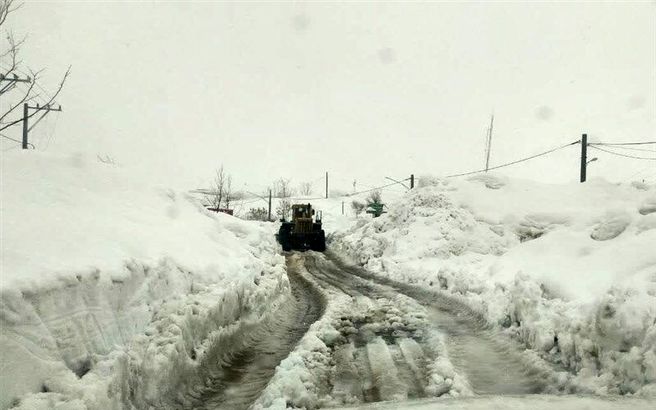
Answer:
[303,254,442,404]
[185,256,325,410]
[310,252,560,397]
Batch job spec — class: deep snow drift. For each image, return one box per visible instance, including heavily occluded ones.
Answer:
[0,152,287,409]
[330,174,656,397]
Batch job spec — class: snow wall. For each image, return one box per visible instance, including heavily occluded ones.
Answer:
[0,152,287,408]
[331,174,656,396]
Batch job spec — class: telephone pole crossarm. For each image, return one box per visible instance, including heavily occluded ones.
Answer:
[0,74,32,84]
[26,104,62,112]
[22,103,64,149]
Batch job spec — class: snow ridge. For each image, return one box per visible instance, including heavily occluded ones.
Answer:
[331,175,656,396]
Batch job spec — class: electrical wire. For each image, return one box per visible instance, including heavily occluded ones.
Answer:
[590,141,656,146]
[42,112,60,151]
[0,64,56,103]
[588,144,656,153]
[344,179,411,197]
[445,140,581,178]
[0,132,33,148]
[588,145,656,161]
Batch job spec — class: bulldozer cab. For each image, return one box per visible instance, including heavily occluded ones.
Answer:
[292,204,314,221]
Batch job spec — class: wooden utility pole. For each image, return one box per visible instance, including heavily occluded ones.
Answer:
[410,174,414,189]
[325,172,328,199]
[22,103,28,149]
[268,189,272,221]
[484,114,494,172]
[0,73,31,94]
[580,133,588,183]
[22,103,62,149]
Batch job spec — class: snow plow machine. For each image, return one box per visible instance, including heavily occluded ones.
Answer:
[276,203,326,252]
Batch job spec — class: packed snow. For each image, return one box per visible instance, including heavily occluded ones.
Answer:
[330,174,656,397]
[3,150,655,409]
[253,253,472,410]
[0,151,287,408]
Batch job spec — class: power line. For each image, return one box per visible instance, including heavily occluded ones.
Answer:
[347,179,411,197]
[590,145,656,153]
[0,132,33,148]
[446,140,580,178]
[0,64,56,102]
[590,141,656,146]
[588,145,656,161]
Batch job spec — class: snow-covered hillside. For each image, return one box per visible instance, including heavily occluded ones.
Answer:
[0,152,287,409]
[331,174,656,396]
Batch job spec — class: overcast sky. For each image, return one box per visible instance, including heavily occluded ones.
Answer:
[3,1,655,191]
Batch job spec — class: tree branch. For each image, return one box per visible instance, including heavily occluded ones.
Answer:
[0,66,69,132]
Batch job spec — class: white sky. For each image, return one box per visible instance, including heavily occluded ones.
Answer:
[3,1,655,191]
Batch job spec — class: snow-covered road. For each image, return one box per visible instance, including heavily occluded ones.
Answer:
[304,252,558,398]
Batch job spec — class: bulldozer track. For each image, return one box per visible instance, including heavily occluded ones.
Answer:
[304,252,561,400]
[175,256,326,410]
[184,251,566,410]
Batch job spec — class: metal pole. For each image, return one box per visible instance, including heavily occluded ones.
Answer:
[325,172,328,199]
[580,134,587,183]
[268,189,272,221]
[22,103,28,149]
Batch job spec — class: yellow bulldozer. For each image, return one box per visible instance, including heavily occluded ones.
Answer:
[276,203,326,252]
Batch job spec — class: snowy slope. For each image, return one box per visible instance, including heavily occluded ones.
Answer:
[0,152,287,409]
[331,174,656,396]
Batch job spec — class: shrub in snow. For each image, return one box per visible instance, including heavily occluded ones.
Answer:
[247,207,270,221]
[351,200,366,216]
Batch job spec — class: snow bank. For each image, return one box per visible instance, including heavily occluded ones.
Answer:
[331,174,656,396]
[0,152,286,408]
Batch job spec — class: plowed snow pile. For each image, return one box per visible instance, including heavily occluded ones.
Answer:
[0,152,286,409]
[332,174,656,396]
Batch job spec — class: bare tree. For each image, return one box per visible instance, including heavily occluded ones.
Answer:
[272,178,294,198]
[224,175,233,210]
[205,165,229,210]
[298,181,312,196]
[273,178,293,220]
[0,1,71,145]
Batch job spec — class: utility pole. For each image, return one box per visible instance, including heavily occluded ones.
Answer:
[580,133,588,183]
[410,174,414,189]
[484,114,494,172]
[0,73,31,94]
[342,201,344,215]
[325,172,328,199]
[22,103,28,149]
[268,189,272,221]
[22,103,62,149]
